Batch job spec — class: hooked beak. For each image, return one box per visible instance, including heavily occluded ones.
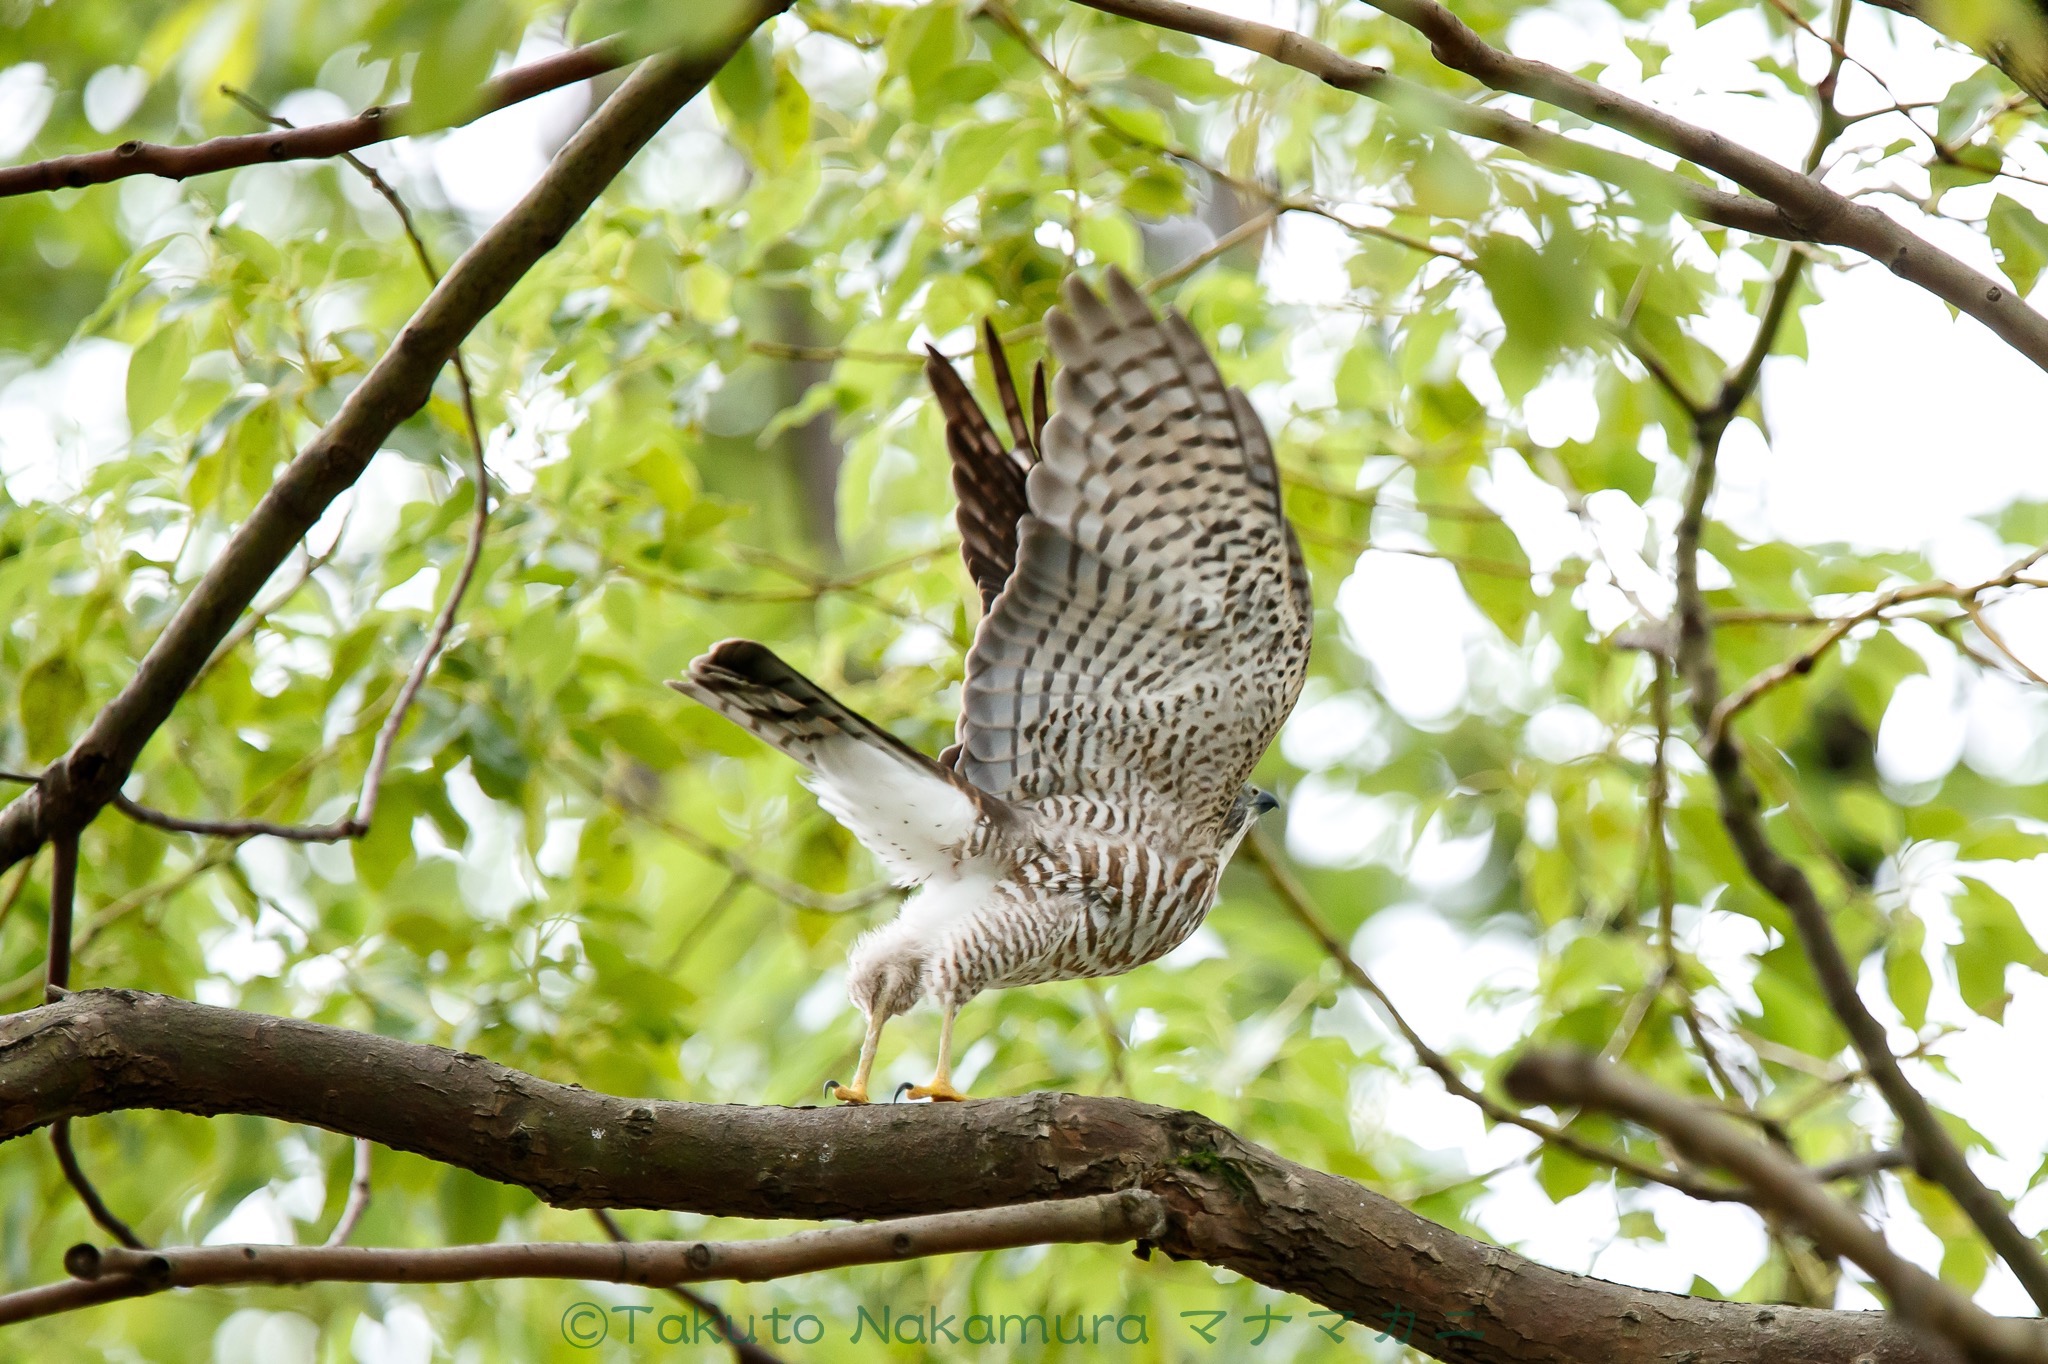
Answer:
[1253,789,1281,817]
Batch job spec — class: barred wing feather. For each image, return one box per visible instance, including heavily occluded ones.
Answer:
[952,269,1310,830]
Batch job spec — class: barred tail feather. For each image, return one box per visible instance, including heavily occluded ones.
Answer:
[671,639,998,882]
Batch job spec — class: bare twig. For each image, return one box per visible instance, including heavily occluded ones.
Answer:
[50,1122,146,1250]
[591,1210,788,1364]
[41,834,149,1251]
[45,833,76,999]
[323,1139,374,1248]
[0,847,37,939]
[1709,557,2048,747]
[1143,206,1279,295]
[1506,1051,2048,1364]
[0,39,630,200]
[12,1193,1165,1328]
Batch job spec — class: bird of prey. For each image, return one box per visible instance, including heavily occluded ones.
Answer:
[671,268,1311,1103]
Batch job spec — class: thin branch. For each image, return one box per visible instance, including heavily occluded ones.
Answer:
[113,91,493,848]
[1670,265,2048,1313]
[1245,829,1783,1206]
[1960,598,2048,687]
[1069,0,1792,233]
[1613,327,1707,417]
[0,6,792,877]
[50,1122,146,1250]
[1506,1051,2048,1364]
[591,1209,789,1364]
[1143,205,1279,295]
[45,833,75,999]
[1709,559,2048,747]
[0,846,37,940]
[0,846,240,1008]
[14,1193,1164,1328]
[40,834,149,1251]
[323,1139,374,1248]
[0,38,630,200]
[1067,0,2048,371]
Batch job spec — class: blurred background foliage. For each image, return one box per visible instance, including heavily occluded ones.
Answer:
[2,0,2048,1359]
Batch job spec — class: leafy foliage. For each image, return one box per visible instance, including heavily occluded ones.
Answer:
[3,0,2048,1358]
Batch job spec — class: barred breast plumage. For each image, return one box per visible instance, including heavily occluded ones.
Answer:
[672,268,1311,1103]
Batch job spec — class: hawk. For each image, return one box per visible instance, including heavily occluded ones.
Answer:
[671,269,1311,1102]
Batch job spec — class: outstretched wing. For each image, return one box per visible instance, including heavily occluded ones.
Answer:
[951,268,1311,831]
[671,640,1004,883]
[924,319,1046,610]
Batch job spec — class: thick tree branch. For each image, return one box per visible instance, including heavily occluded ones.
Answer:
[0,3,790,878]
[2,1193,1162,1328]
[1067,0,2048,372]
[1508,1051,2048,1364]
[0,989,1964,1364]
[0,38,630,201]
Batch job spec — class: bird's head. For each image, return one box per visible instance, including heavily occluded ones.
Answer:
[1222,785,1282,851]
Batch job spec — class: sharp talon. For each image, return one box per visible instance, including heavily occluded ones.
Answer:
[893,1081,914,1103]
[827,1082,870,1105]
[823,1079,840,1095]
[906,1081,969,1102]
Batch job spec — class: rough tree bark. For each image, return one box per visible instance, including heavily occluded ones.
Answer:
[0,990,1953,1364]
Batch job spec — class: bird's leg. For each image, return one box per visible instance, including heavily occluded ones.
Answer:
[827,1010,884,1105]
[907,1002,968,1102]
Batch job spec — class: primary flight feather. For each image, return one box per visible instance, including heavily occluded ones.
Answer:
[670,268,1311,1102]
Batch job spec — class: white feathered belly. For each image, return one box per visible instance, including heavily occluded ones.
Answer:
[918,845,1222,1003]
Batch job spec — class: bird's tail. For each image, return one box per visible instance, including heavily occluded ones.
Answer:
[670,639,1005,880]
[671,638,902,770]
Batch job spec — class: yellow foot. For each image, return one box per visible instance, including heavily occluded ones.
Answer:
[905,1080,968,1102]
[826,1081,870,1105]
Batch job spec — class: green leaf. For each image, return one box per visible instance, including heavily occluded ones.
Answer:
[1408,137,1491,221]
[1989,195,2048,297]
[19,653,86,763]
[1132,51,1241,100]
[1618,1208,1665,1241]
[1536,1143,1601,1201]
[125,320,189,433]
[1886,907,1932,1031]
[1474,230,1596,400]
[1951,878,2043,1022]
